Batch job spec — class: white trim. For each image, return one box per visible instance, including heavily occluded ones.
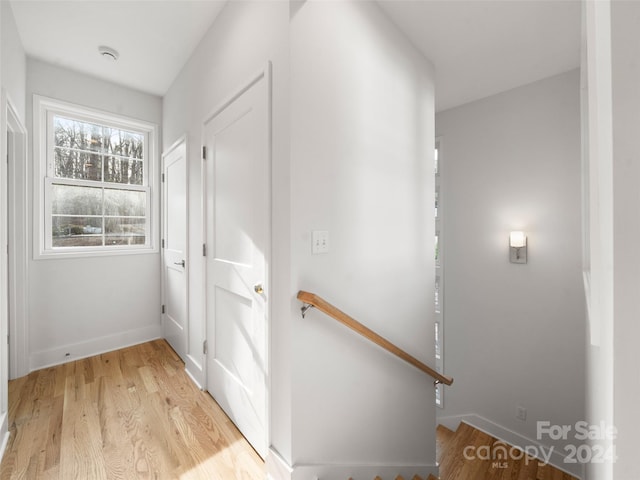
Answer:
[29,323,162,371]
[5,93,29,379]
[0,412,9,462]
[437,414,584,479]
[266,448,293,480]
[185,354,205,389]
[265,60,275,464]
[290,463,439,480]
[434,135,445,409]
[266,455,440,480]
[184,361,204,390]
[0,89,10,462]
[32,94,159,259]
[201,65,269,126]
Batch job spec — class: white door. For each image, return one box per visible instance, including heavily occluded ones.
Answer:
[204,67,270,459]
[162,139,188,361]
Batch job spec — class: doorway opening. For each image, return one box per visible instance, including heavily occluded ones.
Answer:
[4,93,29,381]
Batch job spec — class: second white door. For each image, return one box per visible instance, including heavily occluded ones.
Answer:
[162,139,188,361]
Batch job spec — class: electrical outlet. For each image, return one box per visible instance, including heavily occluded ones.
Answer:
[516,406,527,421]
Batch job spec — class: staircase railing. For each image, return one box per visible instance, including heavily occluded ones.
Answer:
[297,290,453,386]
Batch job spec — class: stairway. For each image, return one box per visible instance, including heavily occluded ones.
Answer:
[436,422,577,480]
[353,422,578,480]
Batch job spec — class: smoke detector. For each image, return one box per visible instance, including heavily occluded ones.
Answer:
[98,45,119,62]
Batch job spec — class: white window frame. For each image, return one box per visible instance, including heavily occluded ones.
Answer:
[34,95,159,259]
[434,136,445,408]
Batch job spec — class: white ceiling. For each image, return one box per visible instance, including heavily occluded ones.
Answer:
[9,0,582,110]
[378,0,582,111]
[9,0,227,96]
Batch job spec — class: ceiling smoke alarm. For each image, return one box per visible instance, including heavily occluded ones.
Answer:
[98,45,119,62]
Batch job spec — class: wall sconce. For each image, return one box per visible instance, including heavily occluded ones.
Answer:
[509,231,527,264]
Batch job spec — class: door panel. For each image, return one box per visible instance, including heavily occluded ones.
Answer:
[214,285,256,387]
[162,139,188,360]
[204,68,270,459]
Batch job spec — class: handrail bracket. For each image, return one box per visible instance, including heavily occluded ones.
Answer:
[300,303,314,318]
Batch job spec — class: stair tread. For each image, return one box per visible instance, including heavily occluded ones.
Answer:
[436,424,456,464]
[437,424,455,436]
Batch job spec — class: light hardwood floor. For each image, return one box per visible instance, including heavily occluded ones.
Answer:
[436,423,577,480]
[0,340,265,480]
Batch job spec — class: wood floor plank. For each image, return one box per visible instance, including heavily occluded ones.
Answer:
[0,340,265,480]
[96,376,136,479]
[59,387,108,479]
[43,395,64,472]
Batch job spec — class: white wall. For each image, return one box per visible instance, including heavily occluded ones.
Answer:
[162,0,292,466]
[164,1,438,477]
[290,1,437,477]
[26,58,163,370]
[2,1,26,122]
[436,70,585,468]
[610,2,640,478]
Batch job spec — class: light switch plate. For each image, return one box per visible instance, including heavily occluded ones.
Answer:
[312,230,329,254]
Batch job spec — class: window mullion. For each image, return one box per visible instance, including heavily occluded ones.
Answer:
[101,186,105,247]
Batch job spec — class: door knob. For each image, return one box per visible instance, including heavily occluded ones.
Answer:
[254,283,264,294]
[174,260,185,267]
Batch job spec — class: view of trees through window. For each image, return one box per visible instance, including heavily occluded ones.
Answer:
[53,116,144,184]
[50,115,148,248]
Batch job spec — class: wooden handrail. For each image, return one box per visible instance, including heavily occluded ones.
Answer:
[297,290,453,386]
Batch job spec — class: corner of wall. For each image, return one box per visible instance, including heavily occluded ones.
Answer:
[29,324,162,371]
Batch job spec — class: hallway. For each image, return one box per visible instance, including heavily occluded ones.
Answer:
[0,340,264,479]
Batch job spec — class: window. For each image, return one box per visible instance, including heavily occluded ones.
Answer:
[34,96,158,258]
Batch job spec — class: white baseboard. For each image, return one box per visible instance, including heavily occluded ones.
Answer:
[266,448,293,480]
[265,448,438,480]
[291,464,439,480]
[29,323,162,371]
[437,413,584,479]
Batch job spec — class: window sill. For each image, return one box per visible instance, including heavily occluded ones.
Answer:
[35,245,159,261]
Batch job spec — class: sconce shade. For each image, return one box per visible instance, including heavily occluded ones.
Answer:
[510,231,526,248]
